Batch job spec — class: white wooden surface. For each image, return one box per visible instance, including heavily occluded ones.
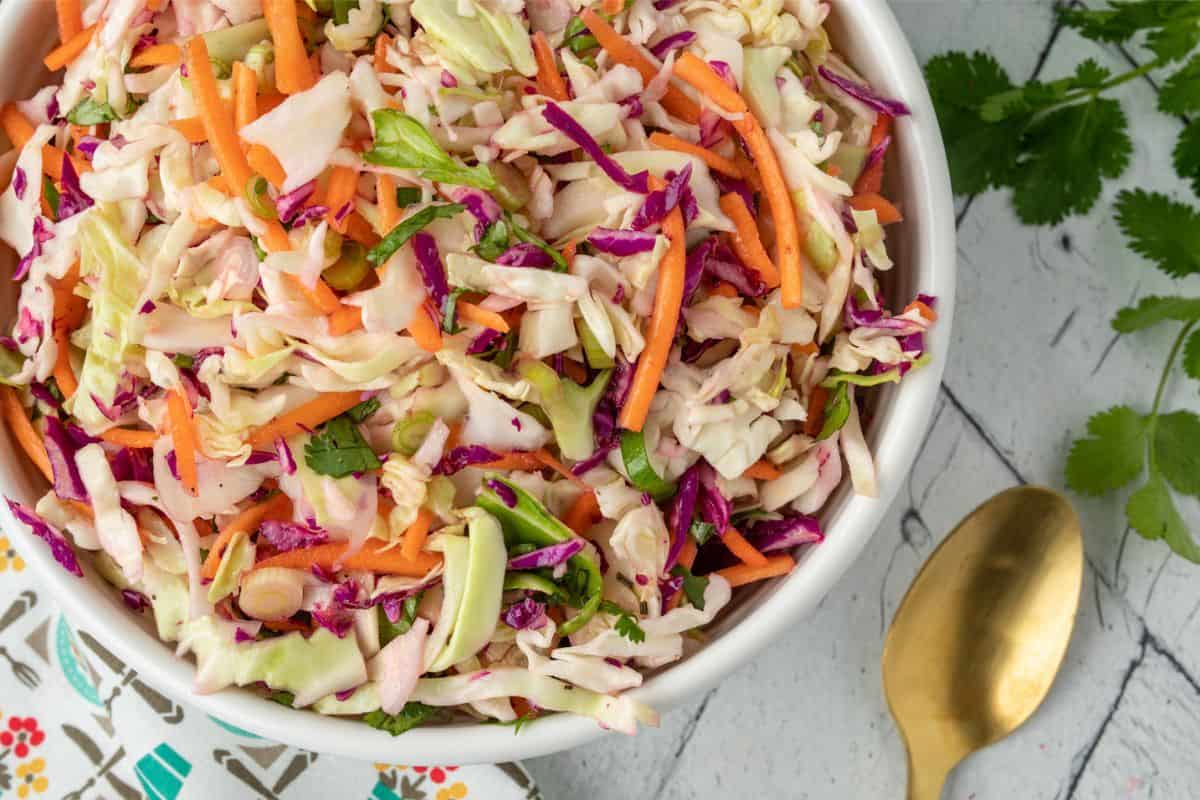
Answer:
[525,2,1200,796]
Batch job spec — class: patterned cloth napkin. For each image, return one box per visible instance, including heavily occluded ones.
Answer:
[0,537,541,800]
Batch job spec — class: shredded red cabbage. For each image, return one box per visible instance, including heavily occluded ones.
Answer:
[276,181,316,223]
[435,445,501,475]
[42,416,90,502]
[507,539,584,570]
[542,103,650,194]
[411,232,449,307]
[274,436,297,475]
[5,499,83,576]
[502,596,547,630]
[586,227,658,255]
[467,328,504,354]
[259,519,329,552]
[234,627,256,643]
[649,31,696,59]
[121,588,150,612]
[714,172,754,211]
[570,439,618,476]
[631,163,692,230]
[665,463,701,570]
[441,69,458,88]
[15,307,42,345]
[15,217,54,281]
[449,187,501,240]
[484,477,518,507]
[496,242,553,267]
[12,167,26,199]
[110,446,154,482]
[697,462,730,533]
[57,154,93,221]
[745,514,823,553]
[817,66,911,117]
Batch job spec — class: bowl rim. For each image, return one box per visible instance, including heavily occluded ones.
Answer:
[0,0,956,764]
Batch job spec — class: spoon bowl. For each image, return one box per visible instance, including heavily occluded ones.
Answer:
[882,486,1083,799]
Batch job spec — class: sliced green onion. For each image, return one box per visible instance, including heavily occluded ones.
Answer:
[568,34,599,55]
[392,410,436,456]
[504,572,563,596]
[244,175,277,220]
[619,430,676,501]
[395,186,423,207]
[322,241,370,290]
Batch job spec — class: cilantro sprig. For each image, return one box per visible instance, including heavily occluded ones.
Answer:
[599,600,645,643]
[304,412,382,478]
[925,1,1200,223]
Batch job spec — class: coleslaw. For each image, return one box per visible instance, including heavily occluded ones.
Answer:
[0,0,934,735]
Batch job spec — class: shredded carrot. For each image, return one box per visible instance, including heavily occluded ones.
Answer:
[168,116,209,143]
[129,43,181,69]
[246,144,287,188]
[400,507,434,562]
[374,33,392,73]
[618,183,685,432]
[791,341,818,358]
[376,174,401,231]
[165,389,198,494]
[257,92,287,115]
[254,539,443,576]
[0,105,80,181]
[674,54,803,309]
[324,166,359,231]
[233,61,258,132]
[561,240,578,272]
[201,492,293,579]
[534,449,590,490]
[444,421,463,452]
[803,386,828,438]
[327,304,363,336]
[532,32,569,102]
[407,301,444,353]
[0,386,52,482]
[343,212,381,247]
[456,302,510,333]
[904,300,938,323]
[721,527,769,567]
[708,281,739,299]
[99,428,159,448]
[742,459,781,481]
[55,0,83,42]
[580,10,700,125]
[716,553,795,587]
[185,37,254,192]
[563,489,601,536]
[825,163,841,178]
[263,0,316,94]
[854,114,891,195]
[287,274,340,314]
[54,265,88,331]
[203,174,233,196]
[259,220,293,252]
[52,327,77,400]
[732,151,764,193]
[601,0,623,13]
[648,132,742,178]
[43,24,95,71]
[147,0,166,10]
[480,452,543,471]
[719,192,781,288]
[246,391,363,448]
[262,618,311,633]
[848,192,902,225]
[678,537,698,570]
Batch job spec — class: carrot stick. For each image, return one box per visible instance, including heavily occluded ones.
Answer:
[601,0,623,13]
[708,281,739,299]
[54,264,88,330]
[55,0,82,42]
[43,24,95,71]
[52,327,77,400]
[0,386,52,482]
[400,507,434,562]
[327,304,363,335]
[904,300,938,322]
[854,114,891,195]
[100,428,159,448]
[185,37,253,190]
[246,144,287,188]
[791,341,818,358]
[456,302,510,333]
[288,274,340,314]
[260,220,293,252]
[246,391,362,448]
[618,189,684,432]
[324,166,359,231]
[480,452,543,471]
[129,43,181,69]
[716,553,794,587]
[254,539,443,576]
[407,301,443,353]
[374,33,392,73]
[168,116,209,143]
[376,174,400,231]
[263,0,316,94]
[803,386,827,438]
[233,61,258,132]
[732,151,763,193]
[0,105,83,182]
[678,537,697,570]
[742,459,780,481]
[719,192,780,288]
[721,527,768,567]
[580,10,700,125]
[563,489,600,536]
[532,32,569,102]
[648,132,743,179]
[673,53,803,309]
[344,212,381,247]
[257,92,287,115]
[166,389,198,494]
[534,448,591,490]
[848,192,902,225]
[201,492,292,579]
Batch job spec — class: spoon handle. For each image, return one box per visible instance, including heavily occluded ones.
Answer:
[906,748,955,800]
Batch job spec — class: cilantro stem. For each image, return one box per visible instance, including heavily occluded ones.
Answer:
[1147,319,1198,471]
[1046,59,1164,115]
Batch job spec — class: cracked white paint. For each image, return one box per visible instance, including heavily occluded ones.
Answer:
[527,1,1200,796]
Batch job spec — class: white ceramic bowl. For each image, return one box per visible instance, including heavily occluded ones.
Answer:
[0,0,955,764]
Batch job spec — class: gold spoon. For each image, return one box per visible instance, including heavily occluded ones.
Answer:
[882,486,1083,800]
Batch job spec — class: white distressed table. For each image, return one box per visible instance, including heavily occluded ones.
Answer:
[526,2,1200,797]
